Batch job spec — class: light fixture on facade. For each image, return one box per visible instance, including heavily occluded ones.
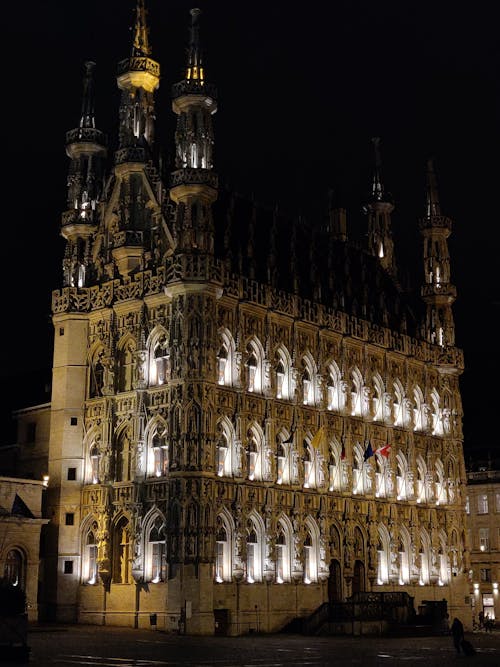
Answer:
[473,582,480,592]
[493,582,498,592]
[42,475,49,488]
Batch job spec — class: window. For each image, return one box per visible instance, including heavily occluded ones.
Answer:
[276,530,285,583]
[85,529,98,584]
[276,360,285,398]
[70,417,78,426]
[303,534,313,583]
[246,527,258,583]
[148,518,166,583]
[217,345,228,385]
[59,327,65,336]
[152,429,169,478]
[4,549,24,589]
[478,494,489,515]
[247,353,257,392]
[495,493,500,513]
[480,568,492,583]
[479,528,489,552]
[67,467,77,481]
[65,513,75,526]
[216,434,228,477]
[64,561,74,574]
[215,529,226,583]
[90,445,100,484]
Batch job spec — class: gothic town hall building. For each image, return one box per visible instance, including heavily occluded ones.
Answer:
[27,3,471,634]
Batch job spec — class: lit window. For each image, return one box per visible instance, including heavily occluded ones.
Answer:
[479,528,489,552]
[478,494,489,515]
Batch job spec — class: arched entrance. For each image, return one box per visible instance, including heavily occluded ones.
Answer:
[352,559,365,595]
[328,558,342,602]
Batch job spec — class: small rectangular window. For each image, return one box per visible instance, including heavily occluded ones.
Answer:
[65,513,75,526]
[64,560,73,574]
[496,492,500,513]
[480,568,492,582]
[67,468,77,481]
[70,417,78,426]
[59,327,65,336]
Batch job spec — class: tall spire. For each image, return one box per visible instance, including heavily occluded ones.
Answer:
[170,7,218,256]
[62,61,107,288]
[186,7,203,81]
[363,137,397,279]
[131,0,151,57]
[79,61,97,130]
[116,0,160,158]
[419,158,457,349]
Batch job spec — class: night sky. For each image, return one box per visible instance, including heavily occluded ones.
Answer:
[4,1,499,458]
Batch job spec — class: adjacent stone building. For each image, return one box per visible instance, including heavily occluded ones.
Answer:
[466,462,500,625]
[0,477,49,621]
[7,2,471,634]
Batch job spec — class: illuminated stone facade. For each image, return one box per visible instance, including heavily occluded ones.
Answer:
[466,467,500,624]
[15,3,472,634]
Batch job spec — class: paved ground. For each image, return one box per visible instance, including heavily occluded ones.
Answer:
[2,624,500,667]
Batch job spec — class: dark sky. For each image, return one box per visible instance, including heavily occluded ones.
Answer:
[4,1,499,456]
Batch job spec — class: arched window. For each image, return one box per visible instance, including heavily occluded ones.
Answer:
[438,533,450,585]
[419,531,431,585]
[303,442,313,488]
[215,514,232,583]
[431,388,443,436]
[393,380,404,427]
[89,443,100,484]
[328,441,344,492]
[150,335,170,386]
[276,441,285,484]
[216,432,229,477]
[416,457,427,503]
[4,549,25,589]
[352,443,371,495]
[301,354,317,406]
[326,362,345,412]
[375,453,388,498]
[217,344,228,385]
[377,526,390,585]
[246,520,262,583]
[396,454,408,501]
[246,426,264,481]
[303,534,313,583]
[350,368,363,416]
[435,459,447,505]
[147,517,166,583]
[148,425,168,478]
[302,368,313,405]
[275,519,292,583]
[398,530,411,585]
[276,359,285,399]
[372,375,385,422]
[217,329,236,387]
[215,525,227,582]
[83,522,98,584]
[413,386,425,432]
[303,519,319,584]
